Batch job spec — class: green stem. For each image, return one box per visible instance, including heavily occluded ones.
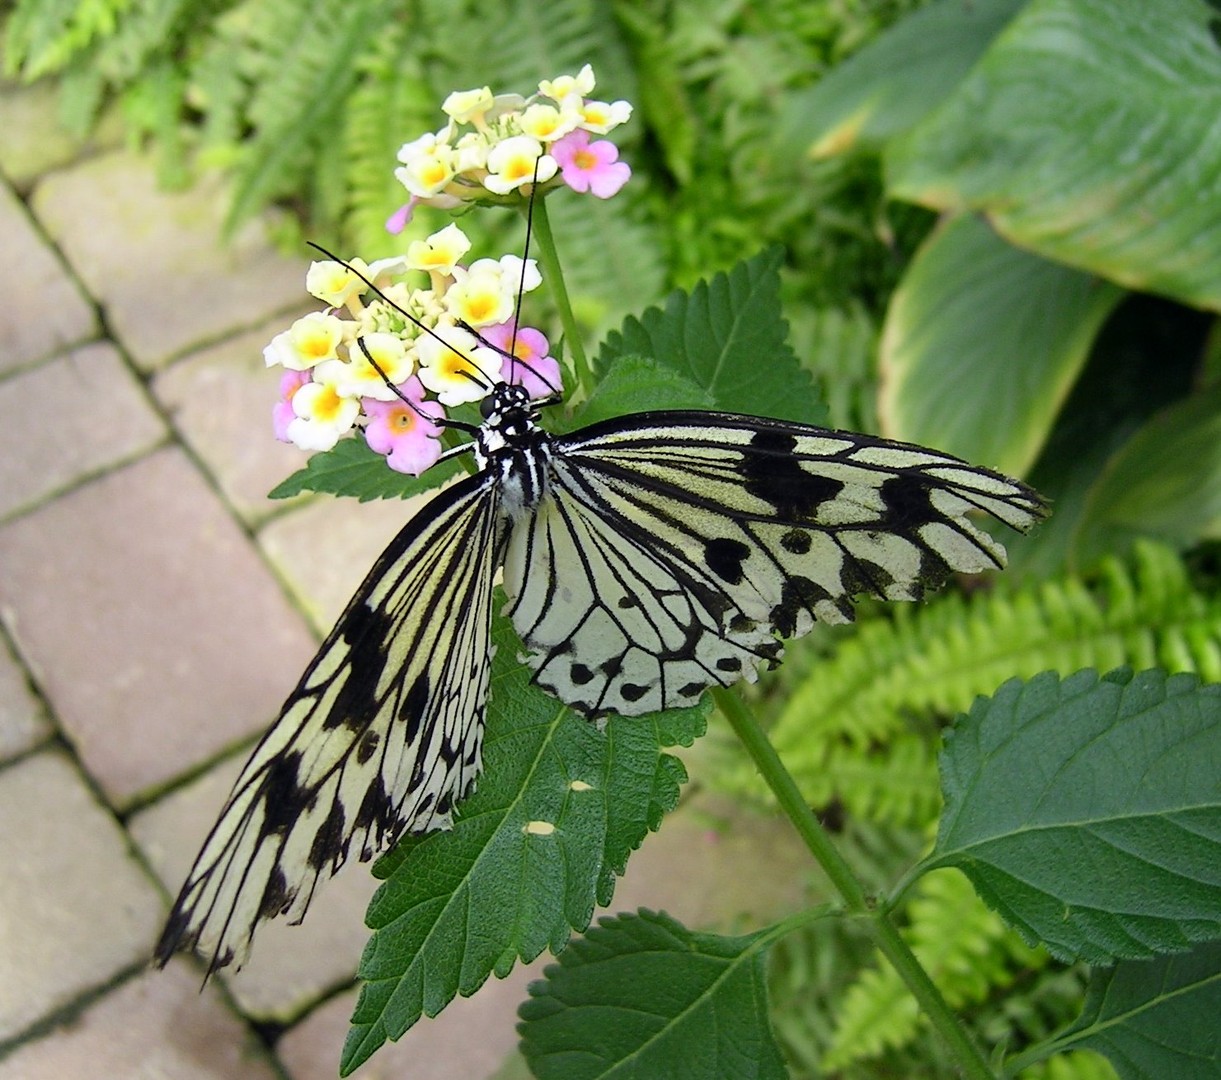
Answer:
[525,198,593,396]
[712,688,998,1080]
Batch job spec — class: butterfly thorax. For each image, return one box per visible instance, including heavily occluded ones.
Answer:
[475,383,552,519]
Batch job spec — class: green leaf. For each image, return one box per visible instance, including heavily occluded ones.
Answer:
[932,668,1221,964]
[1073,383,1221,563]
[780,0,1024,158]
[1022,941,1221,1080]
[887,0,1221,311]
[595,247,826,426]
[267,437,464,502]
[567,355,716,429]
[879,213,1124,474]
[518,909,788,1080]
[341,619,706,1075]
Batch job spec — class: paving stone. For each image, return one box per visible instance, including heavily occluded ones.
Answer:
[607,789,813,928]
[0,181,96,374]
[0,751,164,1042]
[131,753,378,1023]
[0,80,122,190]
[0,961,279,1080]
[277,958,548,1080]
[0,632,49,762]
[30,150,307,370]
[0,447,318,805]
[258,492,422,634]
[153,310,314,524]
[0,342,167,520]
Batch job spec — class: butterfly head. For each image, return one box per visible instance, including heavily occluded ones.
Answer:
[474,381,546,462]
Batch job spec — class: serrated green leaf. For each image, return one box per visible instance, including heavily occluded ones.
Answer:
[1020,941,1221,1080]
[780,0,1023,158]
[931,668,1221,964]
[879,213,1123,474]
[518,909,787,1080]
[887,0,1221,310]
[568,355,716,429]
[341,618,705,1075]
[1073,383,1221,564]
[595,247,826,426]
[267,437,464,502]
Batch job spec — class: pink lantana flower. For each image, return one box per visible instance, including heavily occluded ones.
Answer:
[273,370,312,442]
[481,321,561,399]
[550,130,630,198]
[362,378,446,475]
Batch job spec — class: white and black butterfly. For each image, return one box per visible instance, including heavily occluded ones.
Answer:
[155,263,1046,977]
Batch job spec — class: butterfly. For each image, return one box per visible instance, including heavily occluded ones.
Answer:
[154,258,1046,978]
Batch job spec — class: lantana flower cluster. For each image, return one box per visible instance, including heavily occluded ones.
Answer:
[264,222,560,476]
[387,63,632,232]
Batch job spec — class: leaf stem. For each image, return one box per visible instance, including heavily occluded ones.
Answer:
[525,197,593,396]
[712,687,997,1080]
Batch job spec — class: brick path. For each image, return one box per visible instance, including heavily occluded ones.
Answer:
[0,78,812,1079]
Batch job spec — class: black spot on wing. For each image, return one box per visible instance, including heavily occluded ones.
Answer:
[308,800,347,871]
[770,575,841,637]
[324,605,394,730]
[705,538,752,584]
[570,662,595,685]
[355,774,394,856]
[621,683,648,703]
[781,529,811,554]
[402,673,430,744]
[879,474,937,527]
[744,432,843,520]
[261,752,308,835]
[716,656,742,673]
[259,865,292,919]
[678,681,704,698]
[356,729,381,764]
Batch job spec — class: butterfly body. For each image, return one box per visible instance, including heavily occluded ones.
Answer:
[157,382,1045,974]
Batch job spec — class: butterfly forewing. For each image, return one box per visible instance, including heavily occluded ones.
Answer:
[156,472,503,974]
[503,412,1046,717]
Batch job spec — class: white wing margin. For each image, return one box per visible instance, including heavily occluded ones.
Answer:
[156,472,503,975]
[503,412,1045,717]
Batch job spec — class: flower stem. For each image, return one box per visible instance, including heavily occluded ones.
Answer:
[524,198,593,396]
[711,687,997,1080]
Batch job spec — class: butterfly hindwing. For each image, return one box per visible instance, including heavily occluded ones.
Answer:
[156,471,503,973]
[503,411,1045,717]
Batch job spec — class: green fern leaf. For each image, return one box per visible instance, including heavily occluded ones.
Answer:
[225,0,391,231]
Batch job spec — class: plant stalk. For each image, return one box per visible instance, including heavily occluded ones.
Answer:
[524,197,593,396]
[712,687,997,1080]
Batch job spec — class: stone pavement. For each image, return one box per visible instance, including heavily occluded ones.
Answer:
[0,79,814,1079]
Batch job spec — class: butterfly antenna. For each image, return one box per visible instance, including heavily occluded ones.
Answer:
[355,339,479,436]
[306,242,497,393]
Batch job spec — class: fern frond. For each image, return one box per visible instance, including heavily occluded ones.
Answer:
[824,869,1046,1070]
[417,0,636,109]
[6,0,127,78]
[223,0,391,231]
[340,23,431,255]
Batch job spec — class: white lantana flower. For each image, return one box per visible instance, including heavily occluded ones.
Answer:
[539,64,595,102]
[314,333,414,401]
[416,325,503,405]
[483,136,556,194]
[442,86,493,124]
[405,223,472,275]
[263,312,345,371]
[286,379,360,451]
